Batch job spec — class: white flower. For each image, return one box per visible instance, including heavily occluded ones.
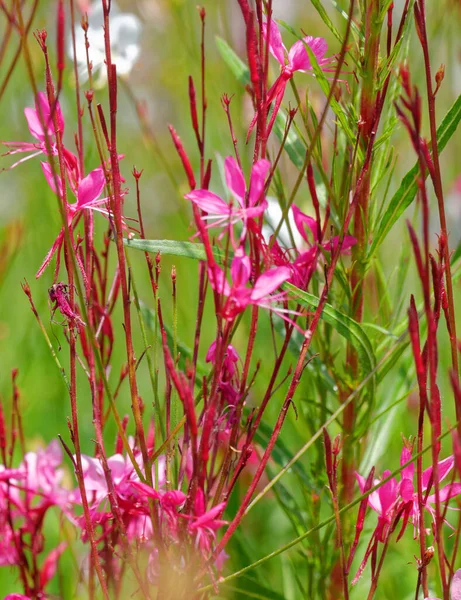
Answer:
[262,197,304,249]
[70,1,142,87]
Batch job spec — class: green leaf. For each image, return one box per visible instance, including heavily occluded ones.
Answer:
[141,303,208,379]
[284,283,376,400]
[254,420,318,493]
[274,110,306,170]
[307,0,343,44]
[369,92,461,257]
[124,238,227,264]
[215,36,250,86]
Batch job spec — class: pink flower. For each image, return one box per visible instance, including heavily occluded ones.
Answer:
[185,157,270,240]
[356,469,399,542]
[263,203,356,288]
[9,440,69,510]
[425,568,461,600]
[71,451,166,506]
[3,92,78,180]
[4,595,32,600]
[265,20,332,76]
[250,20,334,137]
[398,447,461,535]
[206,340,240,379]
[187,489,227,556]
[208,247,291,321]
[36,165,107,278]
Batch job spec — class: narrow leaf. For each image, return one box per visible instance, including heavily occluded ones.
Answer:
[215,36,250,86]
[124,238,226,264]
[285,282,376,399]
[369,93,461,256]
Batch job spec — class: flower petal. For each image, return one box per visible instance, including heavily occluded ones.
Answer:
[451,569,461,600]
[263,20,286,66]
[427,482,461,504]
[130,480,160,499]
[288,36,328,72]
[208,265,231,297]
[77,167,105,207]
[41,161,63,197]
[422,455,454,490]
[248,159,270,207]
[251,266,290,302]
[292,204,318,243]
[231,249,251,288]
[400,478,414,503]
[400,446,414,482]
[185,189,229,215]
[322,235,357,254]
[225,156,246,207]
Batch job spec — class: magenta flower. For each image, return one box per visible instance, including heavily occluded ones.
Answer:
[354,447,461,584]
[7,440,69,511]
[3,92,78,181]
[187,489,227,556]
[37,164,108,278]
[265,19,332,77]
[208,247,291,321]
[206,340,240,379]
[356,469,399,543]
[185,157,270,241]
[425,568,461,600]
[263,202,356,288]
[398,447,461,535]
[253,20,334,136]
[71,451,166,507]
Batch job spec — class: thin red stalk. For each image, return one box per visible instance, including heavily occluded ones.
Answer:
[415,0,459,415]
[0,0,39,102]
[101,1,151,485]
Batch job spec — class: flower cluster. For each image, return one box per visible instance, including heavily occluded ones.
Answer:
[0,441,68,598]
[354,444,461,584]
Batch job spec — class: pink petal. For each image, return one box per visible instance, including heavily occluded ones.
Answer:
[77,168,105,207]
[400,446,414,482]
[356,471,382,513]
[292,204,318,243]
[422,455,454,490]
[263,20,286,66]
[190,502,226,529]
[130,480,160,499]
[41,161,63,197]
[185,190,230,215]
[230,249,251,288]
[322,235,357,254]
[400,478,414,503]
[427,482,461,505]
[225,156,246,207]
[208,265,231,296]
[288,36,328,72]
[24,107,45,141]
[248,159,271,207]
[205,340,217,363]
[451,569,461,600]
[36,91,65,135]
[244,202,267,219]
[378,470,398,515]
[250,266,290,302]
[161,490,186,507]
